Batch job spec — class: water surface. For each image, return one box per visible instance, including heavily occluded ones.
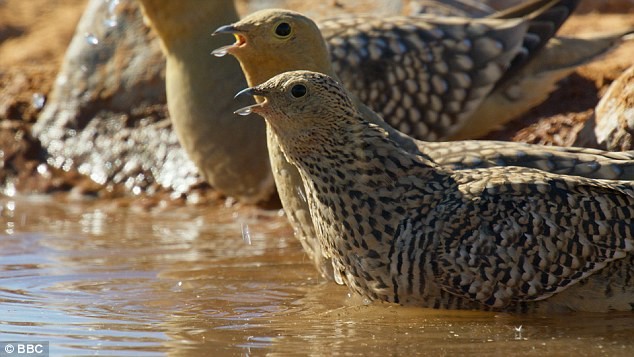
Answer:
[1,195,632,355]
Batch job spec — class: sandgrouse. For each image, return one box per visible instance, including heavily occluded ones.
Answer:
[236,70,634,312]
[214,0,634,141]
[218,3,634,279]
[136,0,275,204]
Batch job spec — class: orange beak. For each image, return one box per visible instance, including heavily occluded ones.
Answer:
[211,24,247,57]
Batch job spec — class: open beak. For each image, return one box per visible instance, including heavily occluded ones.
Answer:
[211,24,247,57]
[234,87,267,116]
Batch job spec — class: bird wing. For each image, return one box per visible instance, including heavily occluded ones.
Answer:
[488,0,581,89]
[420,140,634,180]
[429,167,634,309]
[320,14,528,140]
[408,0,495,17]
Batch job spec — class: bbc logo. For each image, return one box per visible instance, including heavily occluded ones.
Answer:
[0,342,48,357]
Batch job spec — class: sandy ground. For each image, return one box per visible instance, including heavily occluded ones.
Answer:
[1,0,633,199]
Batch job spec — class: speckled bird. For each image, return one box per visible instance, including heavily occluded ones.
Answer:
[217,2,634,280]
[236,70,634,312]
[214,0,599,141]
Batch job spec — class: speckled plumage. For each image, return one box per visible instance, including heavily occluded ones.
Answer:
[407,0,496,17]
[238,70,634,312]
[321,14,526,140]
[219,5,634,280]
[422,140,634,180]
[321,0,580,139]
[325,0,634,140]
[216,1,586,140]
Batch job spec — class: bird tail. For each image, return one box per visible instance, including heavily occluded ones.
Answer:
[490,0,581,90]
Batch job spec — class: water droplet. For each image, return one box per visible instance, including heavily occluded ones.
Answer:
[103,16,118,28]
[234,106,253,116]
[241,223,252,245]
[85,32,99,45]
[296,186,307,203]
[211,47,228,57]
[107,0,120,14]
[103,0,120,28]
[32,93,45,109]
[36,163,49,176]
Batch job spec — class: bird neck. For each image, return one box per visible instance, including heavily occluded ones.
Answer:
[138,0,239,55]
[239,42,338,90]
[287,119,432,180]
[285,121,441,299]
[289,120,430,254]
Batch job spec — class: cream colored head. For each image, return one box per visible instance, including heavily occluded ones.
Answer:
[213,9,335,87]
[235,70,359,159]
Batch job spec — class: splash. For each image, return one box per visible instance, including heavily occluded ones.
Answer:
[241,223,252,245]
[104,0,120,27]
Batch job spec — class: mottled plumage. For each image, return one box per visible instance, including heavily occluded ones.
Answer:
[423,140,634,179]
[218,0,580,141]
[322,0,580,139]
[408,0,496,17]
[321,14,527,140]
[218,5,634,279]
[237,70,634,312]
[454,29,634,139]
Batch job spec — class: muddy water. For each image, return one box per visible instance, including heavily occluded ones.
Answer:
[1,195,632,356]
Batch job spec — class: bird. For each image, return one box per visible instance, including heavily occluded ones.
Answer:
[136,0,275,205]
[217,3,634,279]
[236,70,634,312]
[213,0,597,141]
[134,0,630,205]
[452,30,634,140]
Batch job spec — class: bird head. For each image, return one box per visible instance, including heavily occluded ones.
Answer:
[212,9,334,86]
[234,70,360,159]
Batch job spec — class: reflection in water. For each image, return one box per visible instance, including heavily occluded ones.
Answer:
[1,196,633,355]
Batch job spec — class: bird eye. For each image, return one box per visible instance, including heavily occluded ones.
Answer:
[274,22,292,38]
[290,84,307,98]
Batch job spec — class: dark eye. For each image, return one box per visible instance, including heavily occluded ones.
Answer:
[275,22,292,37]
[291,84,307,98]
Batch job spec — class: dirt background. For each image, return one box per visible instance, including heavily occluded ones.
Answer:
[1,0,633,200]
